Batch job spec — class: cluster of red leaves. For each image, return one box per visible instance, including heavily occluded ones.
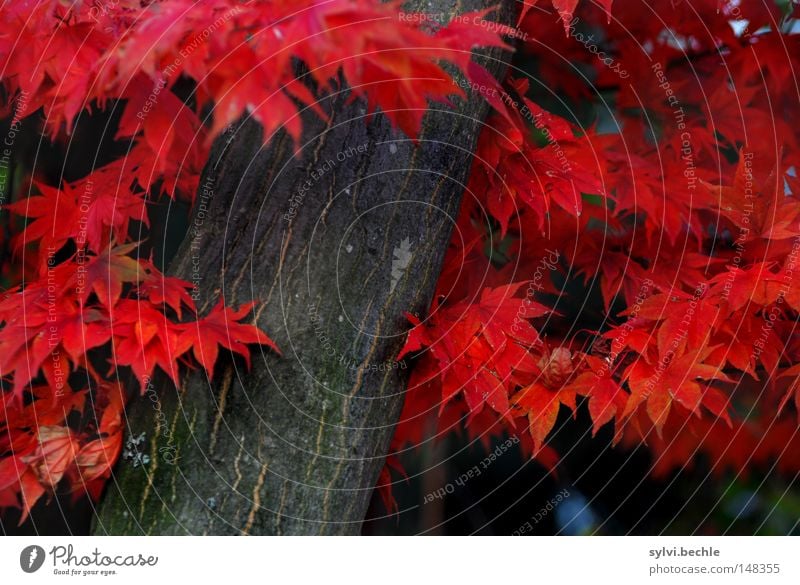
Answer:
[0,236,276,521]
[0,0,503,521]
[382,0,800,507]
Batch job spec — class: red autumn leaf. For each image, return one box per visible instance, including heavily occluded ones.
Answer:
[137,261,197,319]
[626,350,732,437]
[81,243,146,308]
[513,384,561,453]
[111,300,187,389]
[22,426,80,489]
[573,371,627,436]
[179,300,280,377]
[703,150,800,241]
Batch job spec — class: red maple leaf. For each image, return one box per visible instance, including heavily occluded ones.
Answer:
[179,300,280,377]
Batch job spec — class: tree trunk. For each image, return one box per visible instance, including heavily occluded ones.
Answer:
[94,0,513,535]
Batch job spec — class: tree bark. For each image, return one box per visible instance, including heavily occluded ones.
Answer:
[94,0,513,535]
